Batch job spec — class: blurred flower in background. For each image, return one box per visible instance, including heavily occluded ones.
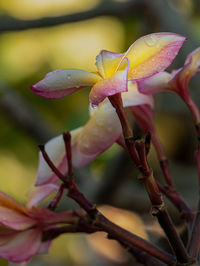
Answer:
[0,0,200,265]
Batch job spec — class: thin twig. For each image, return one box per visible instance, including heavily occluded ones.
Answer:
[48,183,65,211]
[0,0,142,32]
[187,147,200,259]
[39,136,176,265]
[109,94,191,264]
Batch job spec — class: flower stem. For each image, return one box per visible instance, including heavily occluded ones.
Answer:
[109,94,191,264]
[39,134,176,265]
[187,147,200,259]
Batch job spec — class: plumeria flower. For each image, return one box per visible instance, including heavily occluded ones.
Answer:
[36,84,153,186]
[31,33,185,107]
[0,185,77,263]
[138,47,200,124]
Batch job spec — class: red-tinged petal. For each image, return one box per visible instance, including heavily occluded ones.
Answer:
[0,207,36,230]
[122,32,186,80]
[90,57,129,106]
[0,191,27,214]
[77,99,121,155]
[96,50,123,78]
[31,69,101,99]
[26,184,59,210]
[0,229,17,247]
[169,47,200,91]
[30,208,78,225]
[122,82,154,109]
[137,72,171,94]
[0,229,42,262]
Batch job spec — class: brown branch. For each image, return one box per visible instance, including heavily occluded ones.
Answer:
[109,94,191,264]
[39,135,176,265]
[0,0,142,32]
[187,147,200,259]
[0,86,55,142]
[48,183,65,211]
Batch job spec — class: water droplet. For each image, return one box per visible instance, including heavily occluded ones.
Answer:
[145,35,157,47]
[108,89,116,96]
[91,103,98,109]
[67,74,71,79]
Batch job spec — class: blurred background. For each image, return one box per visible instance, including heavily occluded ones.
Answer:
[0,0,200,265]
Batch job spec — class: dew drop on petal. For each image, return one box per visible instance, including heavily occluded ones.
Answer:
[145,35,158,47]
[91,103,98,109]
[108,89,116,96]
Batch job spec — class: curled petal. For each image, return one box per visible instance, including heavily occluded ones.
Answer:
[31,69,102,99]
[0,207,36,230]
[0,229,42,262]
[26,184,59,210]
[137,72,171,94]
[122,82,154,109]
[90,57,130,106]
[96,50,123,78]
[122,32,186,80]
[169,47,200,91]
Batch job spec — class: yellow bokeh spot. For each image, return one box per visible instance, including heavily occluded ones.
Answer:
[0,153,35,202]
[0,0,99,19]
[0,17,124,82]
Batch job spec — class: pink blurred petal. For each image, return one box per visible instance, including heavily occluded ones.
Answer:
[31,69,101,99]
[0,229,42,262]
[137,71,171,94]
[90,57,130,106]
[30,208,78,225]
[122,32,186,80]
[169,47,200,92]
[0,207,36,230]
[96,50,123,78]
[26,184,59,210]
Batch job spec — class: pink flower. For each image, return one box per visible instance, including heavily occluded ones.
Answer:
[36,83,153,186]
[138,47,200,123]
[31,33,185,107]
[0,185,77,263]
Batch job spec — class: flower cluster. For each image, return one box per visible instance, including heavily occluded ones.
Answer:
[1,32,200,264]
